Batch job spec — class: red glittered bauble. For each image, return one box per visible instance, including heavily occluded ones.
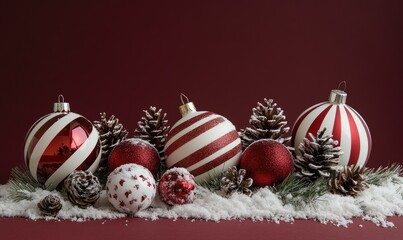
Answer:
[158,168,196,205]
[240,139,293,187]
[108,138,160,175]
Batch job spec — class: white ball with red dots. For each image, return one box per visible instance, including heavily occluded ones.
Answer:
[106,163,156,214]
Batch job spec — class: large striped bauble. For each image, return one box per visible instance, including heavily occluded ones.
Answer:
[24,97,101,190]
[165,109,242,182]
[291,89,372,167]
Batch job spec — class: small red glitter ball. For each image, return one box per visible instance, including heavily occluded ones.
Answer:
[108,138,160,176]
[240,139,294,187]
[158,168,196,205]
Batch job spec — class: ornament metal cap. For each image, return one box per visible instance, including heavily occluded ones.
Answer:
[53,95,70,113]
[329,82,347,104]
[179,93,196,116]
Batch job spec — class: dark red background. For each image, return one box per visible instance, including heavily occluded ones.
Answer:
[1,1,402,239]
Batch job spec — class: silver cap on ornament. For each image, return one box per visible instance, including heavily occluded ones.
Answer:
[179,93,196,116]
[53,95,70,113]
[329,81,347,104]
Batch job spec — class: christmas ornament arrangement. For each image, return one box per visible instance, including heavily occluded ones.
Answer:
[1,86,402,227]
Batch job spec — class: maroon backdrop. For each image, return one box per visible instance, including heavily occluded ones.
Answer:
[1,1,402,183]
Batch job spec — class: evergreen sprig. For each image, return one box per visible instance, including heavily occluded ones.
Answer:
[197,171,225,191]
[8,165,44,201]
[271,174,328,209]
[364,163,402,185]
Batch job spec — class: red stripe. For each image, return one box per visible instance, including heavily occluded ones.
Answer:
[345,107,360,166]
[332,106,342,146]
[172,130,240,169]
[165,116,225,156]
[305,105,333,139]
[26,113,66,166]
[350,107,371,165]
[166,112,214,144]
[291,102,327,146]
[190,144,242,177]
[347,106,371,165]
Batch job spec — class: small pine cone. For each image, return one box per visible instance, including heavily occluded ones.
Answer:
[37,195,62,217]
[93,112,128,162]
[64,170,101,208]
[134,106,170,162]
[329,165,368,197]
[240,98,291,150]
[294,128,343,181]
[221,166,253,197]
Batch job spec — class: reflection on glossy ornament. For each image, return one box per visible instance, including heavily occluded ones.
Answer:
[24,95,101,190]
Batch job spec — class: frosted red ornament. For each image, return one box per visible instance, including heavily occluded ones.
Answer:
[24,95,101,190]
[158,168,196,205]
[291,83,372,167]
[164,94,242,182]
[108,138,160,175]
[106,163,156,214]
[240,139,293,187]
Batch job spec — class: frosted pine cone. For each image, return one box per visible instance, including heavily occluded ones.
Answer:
[329,165,368,197]
[38,195,62,217]
[134,106,170,161]
[93,112,128,161]
[64,170,101,208]
[240,98,291,150]
[294,128,343,181]
[221,166,253,197]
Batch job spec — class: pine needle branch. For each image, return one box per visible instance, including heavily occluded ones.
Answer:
[7,165,44,201]
[365,163,402,186]
[271,174,328,209]
[197,171,225,191]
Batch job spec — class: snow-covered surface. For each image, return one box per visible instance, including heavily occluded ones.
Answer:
[0,177,402,227]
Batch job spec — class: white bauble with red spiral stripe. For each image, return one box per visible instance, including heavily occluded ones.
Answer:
[24,95,101,190]
[164,95,242,182]
[291,87,372,167]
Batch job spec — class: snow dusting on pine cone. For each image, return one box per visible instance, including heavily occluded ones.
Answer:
[64,170,101,208]
[37,195,62,217]
[158,168,196,205]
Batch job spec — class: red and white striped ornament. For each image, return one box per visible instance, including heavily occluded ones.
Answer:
[164,95,242,181]
[24,95,101,190]
[291,85,372,167]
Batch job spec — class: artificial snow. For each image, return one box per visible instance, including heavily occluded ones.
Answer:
[0,177,402,227]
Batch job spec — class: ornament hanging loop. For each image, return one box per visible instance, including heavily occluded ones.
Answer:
[338,81,347,92]
[54,94,70,113]
[58,94,65,103]
[180,93,190,105]
[179,93,196,116]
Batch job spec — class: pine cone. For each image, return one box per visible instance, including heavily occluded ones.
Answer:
[64,170,101,208]
[93,112,128,161]
[221,166,253,197]
[239,98,291,150]
[134,106,170,163]
[329,165,368,197]
[37,195,62,217]
[294,128,343,181]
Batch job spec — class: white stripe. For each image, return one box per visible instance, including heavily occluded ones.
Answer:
[195,151,242,182]
[29,113,81,181]
[294,103,330,155]
[165,113,219,149]
[338,106,351,166]
[187,138,241,172]
[346,106,369,167]
[167,121,235,166]
[24,113,64,164]
[169,111,206,132]
[319,105,337,136]
[45,127,100,190]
